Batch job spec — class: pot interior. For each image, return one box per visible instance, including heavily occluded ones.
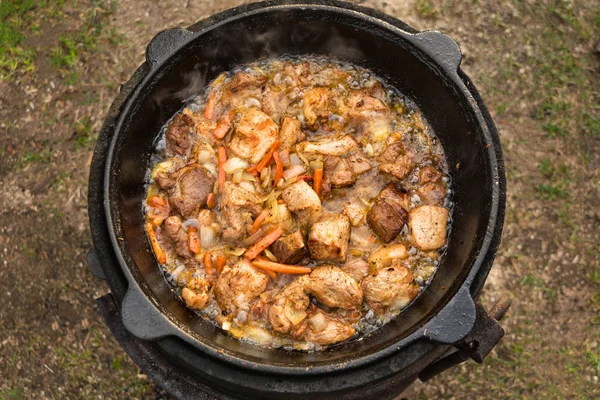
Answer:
[106,5,495,368]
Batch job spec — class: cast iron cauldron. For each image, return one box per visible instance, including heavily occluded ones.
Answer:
[87,1,507,398]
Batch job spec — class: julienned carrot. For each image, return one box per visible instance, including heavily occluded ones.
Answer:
[251,260,312,275]
[206,193,217,209]
[313,168,324,198]
[251,209,270,234]
[215,255,227,275]
[247,140,281,174]
[213,112,232,139]
[147,195,170,226]
[273,151,284,185]
[253,257,278,279]
[218,147,227,192]
[204,92,216,120]
[204,252,213,277]
[188,227,201,254]
[244,226,284,260]
[145,223,167,264]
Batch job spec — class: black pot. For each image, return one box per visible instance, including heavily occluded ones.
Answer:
[88,1,506,398]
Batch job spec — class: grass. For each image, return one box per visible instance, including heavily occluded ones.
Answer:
[520,273,558,305]
[16,146,51,168]
[415,0,439,19]
[0,0,38,80]
[72,116,95,149]
[536,183,568,200]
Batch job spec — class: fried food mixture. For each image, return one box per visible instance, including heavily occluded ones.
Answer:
[144,57,451,350]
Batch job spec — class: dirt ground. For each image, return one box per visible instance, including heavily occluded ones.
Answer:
[0,0,599,399]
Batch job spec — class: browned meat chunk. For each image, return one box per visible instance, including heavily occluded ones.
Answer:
[281,180,322,229]
[419,166,442,183]
[324,156,355,187]
[417,183,446,206]
[376,142,414,179]
[368,244,408,271]
[308,265,363,309]
[302,88,332,129]
[361,265,419,315]
[163,215,183,240]
[292,310,355,345]
[342,201,366,226]
[161,215,193,259]
[297,135,359,156]
[408,205,448,251]
[227,72,267,93]
[308,214,351,262]
[270,229,308,264]
[214,259,269,314]
[262,86,290,123]
[345,90,389,114]
[347,153,372,175]
[165,113,194,157]
[182,277,211,310]
[169,164,216,218]
[229,108,279,164]
[268,276,310,333]
[367,183,409,243]
[341,259,369,282]
[221,182,262,241]
[279,116,302,150]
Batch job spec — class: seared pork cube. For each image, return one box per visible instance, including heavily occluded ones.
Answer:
[308,214,351,262]
[226,72,267,92]
[302,88,331,129]
[262,87,290,123]
[417,183,446,206]
[376,141,414,179]
[419,166,442,183]
[221,182,262,241]
[297,135,359,156]
[341,258,369,282]
[408,205,449,251]
[229,108,279,164]
[347,152,372,175]
[270,229,308,264]
[214,259,270,314]
[281,180,322,229]
[279,116,302,150]
[342,201,366,226]
[367,183,409,243]
[361,265,419,315]
[181,277,211,310]
[292,311,355,346]
[165,113,194,156]
[308,265,363,309]
[324,156,355,187]
[345,90,389,113]
[169,164,216,218]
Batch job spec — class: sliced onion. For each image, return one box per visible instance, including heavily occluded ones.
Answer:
[263,249,278,262]
[246,98,261,108]
[261,166,271,188]
[196,149,212,164]
[203,163,217,177]
[283,164,305,180]
[223,157,248,174]
[232,170,244,183]
[290,153,303,166]
[328,114,345,124]
[222,320,231,331]
[239,180,255,193]
[182,219,199,229]
[200,226,218,249]
[170,264,186,280]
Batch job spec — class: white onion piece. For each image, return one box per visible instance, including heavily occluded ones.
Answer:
[246,98,261,108]
[290,153,303,166]
[273,73,282,85]
[232,170,244,183]
[170,264,186,280]
[283,164,305,180]
[182,219,200,229]
[222,320,231,331]
[203,163,217,177]
[200,226,217,249]
[263,249,278,262]
[196,150,212,164]
[239,181,256,193]
[261,166,271,188]
[328,114,345,124]
[223,157,248,174]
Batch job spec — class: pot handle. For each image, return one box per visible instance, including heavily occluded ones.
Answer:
[419,296,511,382]
[146,27,195,69]
[408,31,462,73]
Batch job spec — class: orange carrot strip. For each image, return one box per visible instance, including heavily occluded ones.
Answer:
[204,252,213,277]
[147,195,170,226]
[218,146,227,191]
[188,227,201,254]
[273,151,284,185]
[148,195,168,207]
[251,260,312,275]
[251,209,270,234]
[296,175,313,181]
[213,113,231,139]
[204,92,216,120]
[247,140,281,174]
[244,226,284,260]
[313,168,323,198]
[206,193,217,209]
[253,256,278,279]
[145,223,167,264]
[215,255,227,275]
